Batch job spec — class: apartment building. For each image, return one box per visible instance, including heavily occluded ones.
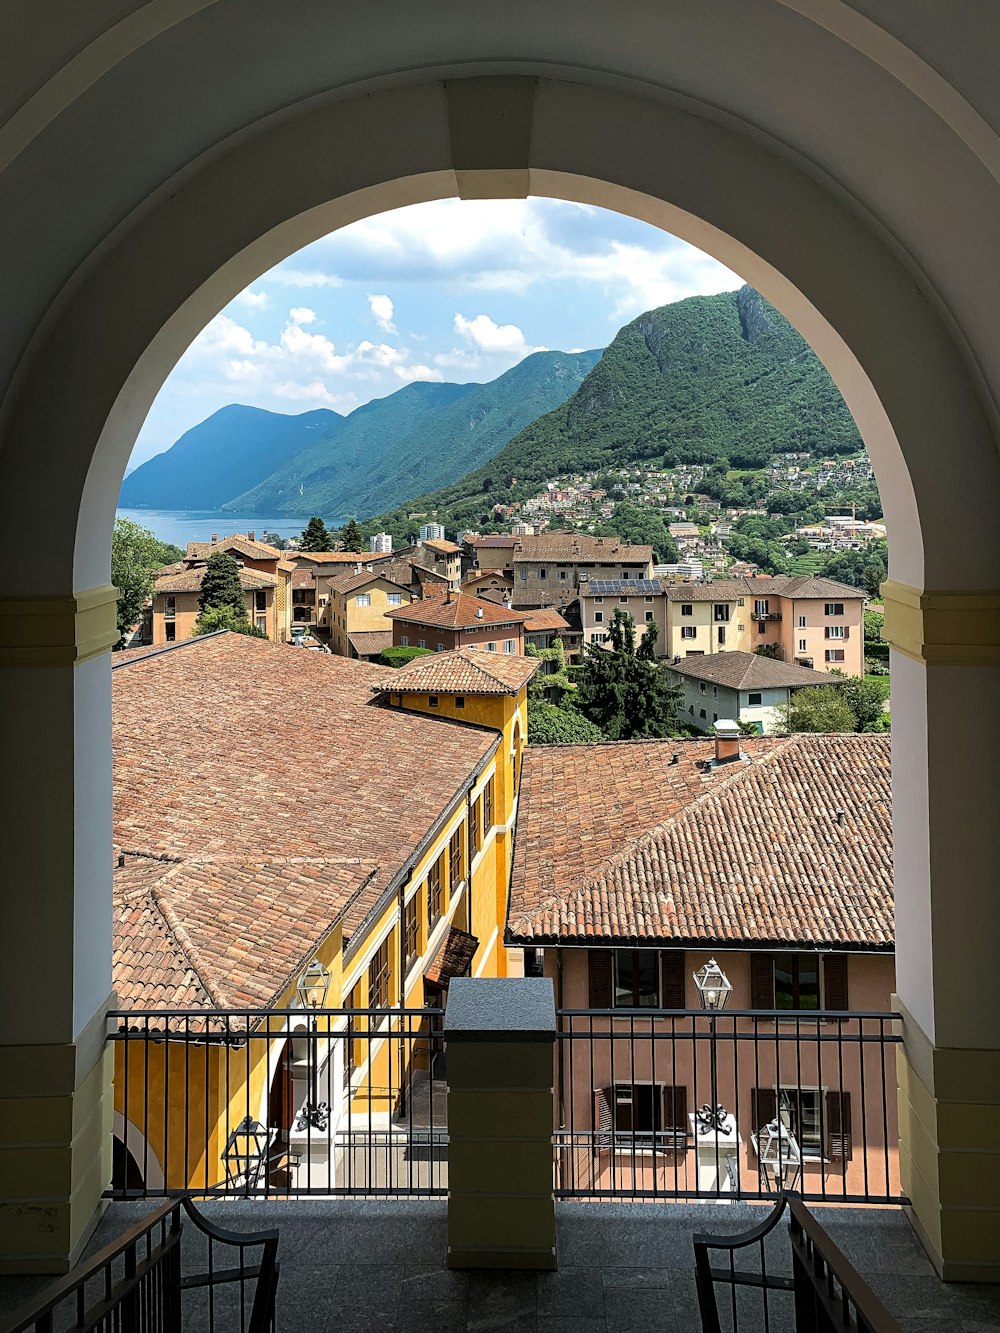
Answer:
[511,533,654,609]
[150,533,292,644]
[111,634,537,1193]
[325,567,412,659]
[507,728,895,1201]
[665,651,841,734]
[578,578,668,648]
[387,590,530,654]
[411,538,462,589]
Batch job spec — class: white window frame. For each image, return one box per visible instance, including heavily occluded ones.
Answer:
[681,626,697,640]
[355,593,371,607]
[824,602,844,616]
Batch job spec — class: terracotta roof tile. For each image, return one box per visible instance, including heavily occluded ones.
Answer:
[665,651,839,690]
[514,533,653,563]
[372,646,539,695]
[386,592,530,630]
[185,534,283,560]
[523,608,570,632]
[348,630,393,657]
[507,735,892,949]
[154,567,278,594]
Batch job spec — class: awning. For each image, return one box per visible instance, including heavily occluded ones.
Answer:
[424,926,479,987]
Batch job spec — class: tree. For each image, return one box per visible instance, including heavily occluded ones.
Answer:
[198,551,246,616]
[575,610,682,740]
[527,698,606,745]
[777,685,856,733]
[192,605,267,638]
[339,518,364,552]
[842,676,890,731]
[821,540,887,599]
[595,502,679,563]
[864,609,884,643]
[111,517,179,645]
[300,516,333,552]
[262,531,289,550]
[377,645,434,668]
[754,643,782,660]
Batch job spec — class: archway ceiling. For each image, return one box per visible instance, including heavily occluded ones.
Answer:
[3,1,1000,411]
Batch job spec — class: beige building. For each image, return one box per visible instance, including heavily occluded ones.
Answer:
[578,577,668,648]
[511,533,654,609]
[412,538,463,589]
[326,568,412,659]
[150,533,292,644]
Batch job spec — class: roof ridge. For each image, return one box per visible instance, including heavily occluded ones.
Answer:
[148,868,234,1008]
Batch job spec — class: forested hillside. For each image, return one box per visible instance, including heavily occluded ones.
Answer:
[368,285,862,535]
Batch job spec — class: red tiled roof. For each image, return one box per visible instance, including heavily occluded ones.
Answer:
[424,926,479,986]
[349,630,393,658]
[372,646,539,696]
[327,568,410,595]
[185,534,283,561]
[290,568,316,588]
[665,651,838,690]
[523,608,570,632]
[386,592,530,630]
[286,551,372,565]
[112,634,499,1010]
[507,734,892,949]
[514,533,653,563]
[420,538,461,555]
[154,567,278,593]
[664,576,864,601]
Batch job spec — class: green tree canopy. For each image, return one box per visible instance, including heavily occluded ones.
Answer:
[527,698,606,745]
[841,676,890,731]
[111,518,183,644]
[300,516,333,552]
[821,540,887,599]
[575,610,682,740]
[198,550,246,616]
[777,685,857,733]
[863,608,885,643]
[192,605,267,638]
[595,502,680,563]
[339,518,364,552]
[377,645,434,668]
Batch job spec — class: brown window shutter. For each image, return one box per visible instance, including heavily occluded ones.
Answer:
[752,1086,778,1134]
[589,951,614,1008]
[594,1087,614,1149]
[660,950,686,1008]
[750,954,774,1010]
[826,1090,853,1161]
[823,954,849,1011]
[663,1084,688,1136]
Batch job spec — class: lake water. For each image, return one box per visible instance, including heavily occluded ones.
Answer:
[116,509,346,548]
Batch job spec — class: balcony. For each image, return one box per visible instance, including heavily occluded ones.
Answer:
[751,611,782,622]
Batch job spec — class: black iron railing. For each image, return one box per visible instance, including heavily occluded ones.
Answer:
[555,1009,903,1205]
[694,1193,902,1333]
[108,1006,445,1199]
[5,1198,278,1333]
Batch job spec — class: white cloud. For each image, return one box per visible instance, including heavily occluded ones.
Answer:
[367,293,396,334]
[288,306,317,325]
[236,289,270,310]
[393,363,445,383]
[266,268,344,289]
[454,312,546,360]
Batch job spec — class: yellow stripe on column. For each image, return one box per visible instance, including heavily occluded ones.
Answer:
[0,585,120,666]
[881,580,1000,666]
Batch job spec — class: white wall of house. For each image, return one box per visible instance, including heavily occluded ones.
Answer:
[672,676,790,734]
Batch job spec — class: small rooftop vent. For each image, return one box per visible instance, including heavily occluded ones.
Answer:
[476,607,484,619]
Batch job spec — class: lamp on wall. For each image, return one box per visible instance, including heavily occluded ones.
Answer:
[223,1116,270,1188]
[693,959,733,1137]
[295,958,331,1132]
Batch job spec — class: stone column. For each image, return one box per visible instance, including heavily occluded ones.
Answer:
[884,581,1000,1281]
[0,588,118,1272]
[444,976,556,1269]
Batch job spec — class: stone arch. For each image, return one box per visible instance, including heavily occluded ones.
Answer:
[112,1109,165,1192]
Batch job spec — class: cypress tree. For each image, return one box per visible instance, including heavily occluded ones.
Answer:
[576,609,682,740]
[339,518,364,552]
[198,551,246,616]
[300,516,333,552]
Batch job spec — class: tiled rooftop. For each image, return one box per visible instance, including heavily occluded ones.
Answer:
[522,608,571,632]
[111,634,500,1008]
[153,566,278,593]
[664,650,837,690]
[386,593,530,630]
[349,629,394,657]
[514,533,653,563]
[508,734,892,947]
[373,646,540,696]
[185,534,283,561]
[664,575,864,601]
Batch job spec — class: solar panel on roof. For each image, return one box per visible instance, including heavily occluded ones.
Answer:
[586,578,662,594]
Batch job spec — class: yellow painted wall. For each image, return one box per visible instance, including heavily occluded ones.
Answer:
[330,578,412,656]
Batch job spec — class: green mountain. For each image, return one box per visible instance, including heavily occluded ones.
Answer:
[119,404,345,509]
[224,350,600,517]
[368,285,863,533]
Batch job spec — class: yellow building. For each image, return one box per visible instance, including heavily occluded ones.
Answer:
[110,633,537,1194]
[326,567,413,659]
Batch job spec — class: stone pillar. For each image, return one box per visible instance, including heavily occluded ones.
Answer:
[883,581,1000,1281]
[444,976,556,1270]
[0,588,118,1272]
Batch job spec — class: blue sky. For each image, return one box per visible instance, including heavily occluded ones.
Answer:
[131,199,742,468]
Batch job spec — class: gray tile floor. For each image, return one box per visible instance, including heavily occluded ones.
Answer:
[3,1201,999,1333]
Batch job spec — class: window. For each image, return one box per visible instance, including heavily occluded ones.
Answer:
[435,644,444,652]
[523,947,544,978]
[699,683,706,693]
[798,615,806,629]
[592,632,608,644]
[645,611,654,622]
[622,571,631,580]
[619,596,629,604]
[470,797,482,856]
[737,597,745,607]
[449,827,464,890]
[754,600,769,618]
[369,937,392,1010]
[519,569,528,581]
[825,649,845,663]
[644,595,654,604]
[614,950,660,1007]
[775,954,820,1009]
[255,590,267,612]
[713,604,728,622]
[503,639,516,653]
[558,570,568,581]
[164,596,176,619]
[344,981,361,1077]
[606,1084,688,1147]
[427,853,445,925]
[699,708,707,719]
[403,894,420,970]
[428,695,439,707]
[681,626,697,640]
[538,568,548,580]
[594,597,604,604]
[418,639,426,649]
[758,621,767,635]
[355,593,371,607]
[681,604,693,616]
[824,603,844,616]
[717,626,726,645]
[594,612,604,624]
[387,592,402,606]
[486,641,497,652]
[256,615,267,634]
[164,622,176,642]
[825,625,846,639]
[799,638,807,652]
[455,696,465,709]
[400,635,409,647]
[483,776,494,832]
[748,692,762,705]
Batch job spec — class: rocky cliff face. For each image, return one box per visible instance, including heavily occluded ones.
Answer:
[736,283,773,342]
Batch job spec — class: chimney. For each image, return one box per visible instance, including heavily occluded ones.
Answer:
[476,606,484,619]
[713,719,742,765]
[211,532,218,542]
[836,808,846,827]
[356,562,362,573]
[247,530,255,542]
